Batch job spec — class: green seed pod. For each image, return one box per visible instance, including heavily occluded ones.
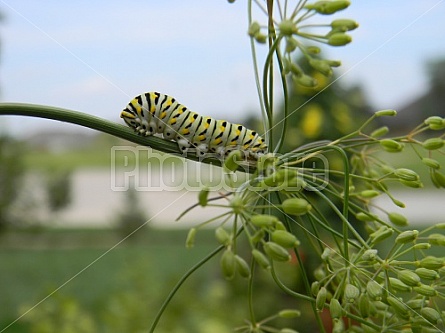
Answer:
[311,281,320,296]
[386,296,409,319]
[329,298,343,319]
[362,249,378,262]
[316,287,327,311]
[252,249,271,270]
[255,33,267,44]
[215,227,231,246]
[425,116,444,126]
[306,1,351,15]
[250,214,278,228]
[421,157,441,170]
[282,198,312,216]
[400,179,423,188]
[406,298,425,310]
[435,222,445,229]
[251,229,266,244]
[359,190,380,198]
[422,138,444,150]
[309,58,333,76]
[306,46,321,54]
[344,284,360,303]
[394,168,420,182]
[271,230,300,248]
[419,256,444,270]
[278,309,301,318]
[431,171,445,188]
[370,126,389,138]
[248,21,261,37]
[285,37,298,53]
[413,284,438,297]
[220,249,236,280]
[321,247,332,261]
[388,212,408,227]
[428,233,445,246]
[420,307,441,325]
[366,281,383,301]
[235,255,251,278]
[332,318,345,333]
[359,294,370,318]
[223,150,243,172]
[398,270,421,287]
[328,32,352,46]
[389,277,411,292]
[395,230,419,244]
[294,74,318,87]
[314,267,326,281]
[198,187,209,207]
[380,139,404,152]
[186,228,197,248]
[279,19,297,36]
[331,19,359,31]
[356,212,377,222]
[414,242,431,250]
[264,168,298,187]
[264,242,291,262]
[326,59,342,67]
[375,109,397,117]
[370,226,393,244]
[415,268,439,280]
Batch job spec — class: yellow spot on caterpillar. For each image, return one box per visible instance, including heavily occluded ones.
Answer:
[160,111,167,119]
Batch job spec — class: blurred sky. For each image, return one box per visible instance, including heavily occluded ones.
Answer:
[0,0,445,137]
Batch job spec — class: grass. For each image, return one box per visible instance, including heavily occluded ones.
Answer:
[0,228,234,333]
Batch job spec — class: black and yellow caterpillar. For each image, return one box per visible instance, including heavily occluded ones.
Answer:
[120,92,268,159]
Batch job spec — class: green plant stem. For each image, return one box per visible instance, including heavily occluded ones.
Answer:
[148,244,224,333]
[0,103,258,172]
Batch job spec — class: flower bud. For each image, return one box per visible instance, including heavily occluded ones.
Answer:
[328,33,352,46]
[386,296,409,319]
[413,243,431,250]
[309,58,333,76]
[252,249,271,270]
[306,1,351,15]
[220,249,236,280]
[421,157,441,170]
[264,242,291,262]
[366,281,383,300]
[282,198,312,216]
[235,255,251,278]
[415,268,439,280]
[311,281,320,296]
[419,256,444,270]
[394,168,420,182]
[255,33,267,44]
[332,319,345,333]
[186,228,197,248]
[250,214,278,228]
[329,299,343,319]
[389,277,411,292]
[370,226,393,244]
[388,212,408,226]
[380,139,404,152]
[424,116,445,130]
[278,309,301,318]
[422,138,444,150]
[420,307,441,325]
[316,287,327,311]
[279,19,297,36]
[326,59,342,67]
[370,126,389,138]
[413,284,438,297]
[248,22,261,37]
[271,230,300,248]
[344,284,360,303]
[215,227,231,246]
[198,187,209,207]
[398,270,421,287]
[356,212,376,222]
[399,179,423,188]
[285,37,298,53]
[406,298,425,310]
[395,230,419,244]
[331,19,359,31]
[375,109,397,117]
[223,150,242,172]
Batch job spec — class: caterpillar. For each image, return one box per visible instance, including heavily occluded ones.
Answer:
[120,92,268,159]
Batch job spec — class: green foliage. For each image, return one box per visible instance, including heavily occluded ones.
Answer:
[45,170,72,213]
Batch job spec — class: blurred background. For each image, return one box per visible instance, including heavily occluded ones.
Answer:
[1,1,445,332]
